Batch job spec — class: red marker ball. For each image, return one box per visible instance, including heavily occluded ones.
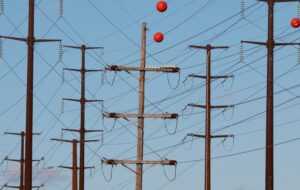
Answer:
[291,18,300,28]
[154,32,164,43]
[156,1,168,12]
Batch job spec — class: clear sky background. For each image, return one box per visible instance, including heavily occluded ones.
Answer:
[0,0,300,190]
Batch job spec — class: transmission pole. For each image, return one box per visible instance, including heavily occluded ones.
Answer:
[62,44,103,190]
[0,1,60,189]
[2,132,42,190]
[187,44,234,190]
[51,138,98,190]
[241,1,300,189]
[102,22,179,190]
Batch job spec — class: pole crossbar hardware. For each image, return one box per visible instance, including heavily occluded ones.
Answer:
[102,159,177,166]
[105,65,180,73]
[242,1,299,190]
[103,112,178,119]
[188,74,234,79]
[187,104,234,109]
[187,133,234,139]
[0,1,62,190]
[102,22,178,190]
[2,184,44,189]
[241,40,300,46]
[62,44,103,190]
[3,131,42,190]
[186,44,233,190]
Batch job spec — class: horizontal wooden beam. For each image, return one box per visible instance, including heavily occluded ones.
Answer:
[105,65,180,73]
[102,159,177,166]
[103,112,178,119]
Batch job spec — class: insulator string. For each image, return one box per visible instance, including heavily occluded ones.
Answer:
[0,39,3,59]
[59,0,63,18]
[240,43,244,63]
[0,0,4,15]
[241,0,245,18]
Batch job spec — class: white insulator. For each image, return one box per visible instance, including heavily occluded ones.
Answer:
[0,39,2,59]
[241,0,245,18]
[298,2,300,19]
[298,45,300,64]
[0,0,4,15]
[240,43,244,63]
[59,0,63,17]
[58,42,63,61]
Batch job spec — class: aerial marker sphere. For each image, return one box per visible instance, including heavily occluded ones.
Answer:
[154,32,164,43]
[156,1,168,12]
[291,18,300,28]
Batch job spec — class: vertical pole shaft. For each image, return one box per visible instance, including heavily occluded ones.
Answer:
[25,0,35,189]
[205,45,212,190]
[136,22,146,190]
[266,1,274,190]
[73,140,78,190]
[79,45,86,190]
[20,132,25,190]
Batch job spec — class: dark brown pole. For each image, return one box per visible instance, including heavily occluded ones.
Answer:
[266,1,274,190]
[136,22,146,190]
[25,0,35,189]
[20,132,25,190]
[73,139,78,190]
[205,45,212,190]
[79,45,86,190]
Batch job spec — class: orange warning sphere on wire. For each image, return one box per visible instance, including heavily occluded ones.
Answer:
[154,32,164,43]
[291,18,300,28]
[156,1,168,12]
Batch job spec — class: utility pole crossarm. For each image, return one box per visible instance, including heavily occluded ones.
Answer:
[105,65,180,73]
[189,45,229,49]
[102,159,177,166]
[187,133,234,139]
[63,45,103,50]
[63,98,102,103]
[62,128,103,133]
[187,103,234,109]
[0,35,61,43]
[188,74,234,79]
[241,40,300,46]
[103,112,178,119]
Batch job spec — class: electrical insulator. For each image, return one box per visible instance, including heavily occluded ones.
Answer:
[298,46,300,64]
[59,0,63,18]
[58,42,63,61]
[154,32,164,43]
[298,2,300,19]
[0,39,3,59]
[62,69,65,84]
[0,0,4,15]
[241,0,245,18]
[240,43,244,63]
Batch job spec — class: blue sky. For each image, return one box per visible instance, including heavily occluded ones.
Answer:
[1,0,300,190]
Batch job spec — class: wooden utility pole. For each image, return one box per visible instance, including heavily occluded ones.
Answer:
[0,1,60,189]
[187,44,234,190]
[2,132,41,190]
[51,138,98,190]
[102,22,179,190]
[241,1,300,189]
[62,44,103,190]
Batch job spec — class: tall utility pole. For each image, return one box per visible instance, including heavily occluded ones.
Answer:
[0,1,60,189]
[51,138,98,190]
[102,22,179,190]
[2,132,42,190]
[187,44,234,190]
[241,1,300,189]
[62,44,103,190]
